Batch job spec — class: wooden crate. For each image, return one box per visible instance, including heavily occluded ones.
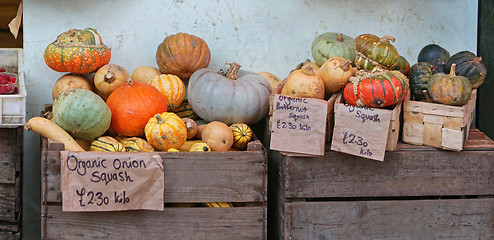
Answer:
[269,128,494,239]
[0,127,22,238]
[41,136,267,239]
[402,89,477,151]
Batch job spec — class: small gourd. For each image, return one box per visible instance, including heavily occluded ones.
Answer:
[427,64,472,106]
[93,64,130,99]
[281,64,325,99]
[90,136,125,152]
[149,74,186,111]
[145,112,187,151]
[173,100,199,120]
[115,136,155,152]
[316,57,353,95]
[230,123,253,150]
[189,142,211,152]
[168,148,180,152]
[182,118,198,139]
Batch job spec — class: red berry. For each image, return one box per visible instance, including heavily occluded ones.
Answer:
[0,86,7,94]
[12,87,18,94]
[0,68,6,73]
[1,74,9,81]
[9,77,16,83]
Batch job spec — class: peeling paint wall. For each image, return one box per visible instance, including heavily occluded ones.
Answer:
[22,0,478,238]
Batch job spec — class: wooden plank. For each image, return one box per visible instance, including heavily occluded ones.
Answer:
[423,122,442,148]
[403,111,424,124]
[285,198,494,240]
[43,140,267,203]
[43,205,265,240]
[0,128,22,172]
[443,116,462,131]
[442,128,464,151]
[0,183,17,221]
[402,122,424,145]
[277,148,494,199]
[397,128,494,151]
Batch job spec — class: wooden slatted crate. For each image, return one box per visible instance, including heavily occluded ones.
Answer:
[0,127,22,239]
[41,134,267,239]
[268,128,494,239]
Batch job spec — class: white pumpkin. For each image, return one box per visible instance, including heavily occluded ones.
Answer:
[187,63,272,125]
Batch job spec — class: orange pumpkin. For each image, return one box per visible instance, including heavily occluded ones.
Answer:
[44,28,111,73]
[145,112,187,151]
[106,79,168,137]
[149,74,186,111]
[156,33,211,80]
[93,64,130,99]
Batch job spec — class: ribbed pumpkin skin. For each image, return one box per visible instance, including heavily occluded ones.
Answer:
[189,142,211,152]
[106,81,168,137]
[311,32,355,66]
[343,70,409,108]
[394,56,410,75]
[173,100,199,120]
[188,64,271,125]
[428,66,472,106]
[445,51,487,89]
[44,28,111,73]
[149,74,186,111]
[90,136,125,152]
[408,62,435,101]
[115,136,155,152]
[145,112,187,151]
[156,33,211,80]
[354,34,400,71]
[53,88,111,140]
[230,123,253,150]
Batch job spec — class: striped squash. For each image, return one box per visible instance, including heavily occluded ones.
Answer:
[189,142,211,152]
[145,112,187,151]
[90,136,125,152]
[344,70,409,108]
[354,34,400,71]
[173,100,199,120]
[115,136,155,152]
[149,74,186,111]
[230,123,253,150]
[203,202,233,207]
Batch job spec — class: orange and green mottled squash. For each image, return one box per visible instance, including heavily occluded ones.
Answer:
[427,64,472,106]
[44,28,111,73]
[354,34,400,71]
[115,136,155,152]
[230,123,253,150]
[156,32,211,80]
[90,136,125,152]
[149,74,186,111]
[145,112,187,151]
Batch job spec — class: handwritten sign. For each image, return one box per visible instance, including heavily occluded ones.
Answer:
[270,94,328,155]
[61,151,164,212]
[331,102,392,161]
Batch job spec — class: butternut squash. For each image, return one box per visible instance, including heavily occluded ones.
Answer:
[24,117,85,151]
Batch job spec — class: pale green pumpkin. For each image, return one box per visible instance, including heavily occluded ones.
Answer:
[311,33,355,66]
[53,88,111,140]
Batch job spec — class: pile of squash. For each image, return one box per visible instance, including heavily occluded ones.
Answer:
[26,28,267,153]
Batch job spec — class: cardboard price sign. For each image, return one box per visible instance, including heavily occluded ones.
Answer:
[331,103,392,161]
[61,151,164,212]
[270,94,328,155]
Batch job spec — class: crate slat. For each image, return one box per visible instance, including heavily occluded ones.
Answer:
[283,198,494,240]
[43,206,265,240]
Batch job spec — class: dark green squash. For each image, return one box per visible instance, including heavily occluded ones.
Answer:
[417,44,450,63]
[427,64,472,106]
[445,51,487,88]
[408,62,435,101]
[354,34,400,71]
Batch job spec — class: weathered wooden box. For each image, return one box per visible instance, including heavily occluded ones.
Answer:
[0,127,22,239]
[41,135,267,239]
[402,89,477,151]
[268,129,494,239]
[0,48,26,127]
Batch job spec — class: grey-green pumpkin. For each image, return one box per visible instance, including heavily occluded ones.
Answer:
[311,33,355,66]
[53,88,111,140]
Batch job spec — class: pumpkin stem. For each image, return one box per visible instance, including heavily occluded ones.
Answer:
[105,72,115,83]
[337,33,343,42]
[225,62,241,80]
[340,59,352,71]
[126,77,133,85]
[301,64,316,76]
[380,35,396,44]
[449,64,457,77]
[155,114,164,124]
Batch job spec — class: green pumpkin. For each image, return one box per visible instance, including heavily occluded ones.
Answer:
[408,62,435,101]
[53,88,111,140]
[311,33,355,66]
[354,34,400,71]
[445,51,487,89]
[427,64,472,106]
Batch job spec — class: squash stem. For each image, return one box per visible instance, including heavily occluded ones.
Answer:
[423,90,433,103]
[449,64,457,77]
[337,33,343,42]
[105,72,115,83]
[380,35,396,44]
[126,77,133,85]
[340,59,352,71]
[155,114,164,124]
[225,62,241,80]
